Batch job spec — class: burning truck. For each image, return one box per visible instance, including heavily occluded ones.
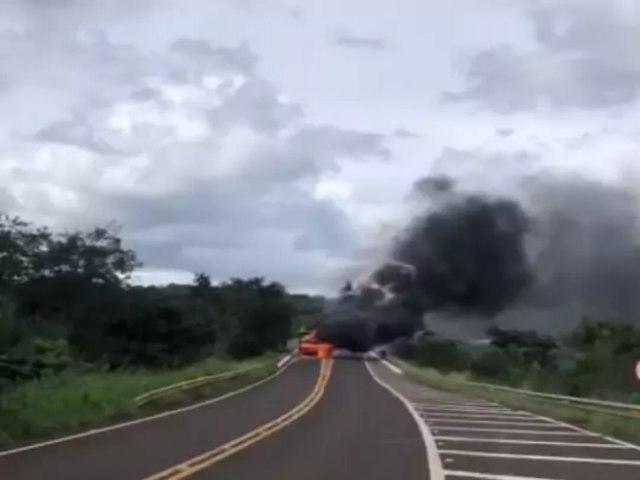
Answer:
[301,262,421,356]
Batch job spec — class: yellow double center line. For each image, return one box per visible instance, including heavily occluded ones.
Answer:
[143,359,334,480]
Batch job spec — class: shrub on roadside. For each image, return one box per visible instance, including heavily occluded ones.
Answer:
[414,338,472,372]
[470,347,510,380]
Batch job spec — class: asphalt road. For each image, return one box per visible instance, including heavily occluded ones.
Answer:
[3,356,638,480]
[0,360,319,480]
[191,358,428,480]
[370,360,640,480]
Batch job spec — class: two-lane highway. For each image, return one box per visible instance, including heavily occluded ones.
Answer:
[3,356,639,480]
[0,357,428,480]
[192,358,428,480]
[0,360,319,480]
[369,360,640,480]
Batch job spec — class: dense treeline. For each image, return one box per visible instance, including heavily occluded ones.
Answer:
[0,214,305,389]
[394,320,640,401]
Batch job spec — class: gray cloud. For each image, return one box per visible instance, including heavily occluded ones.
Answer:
[334,33,388,51]
[287,7,304,21]
[446,1,640,111]
[289,126,390,164]
[33,114,123,155]
[496,128,514,137]
[0,19,390,291]
[393,128,421,139]
[206,77,302,133]
[169,40,257,75]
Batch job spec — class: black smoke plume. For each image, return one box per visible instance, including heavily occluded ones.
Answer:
[392,193,531,316]
[497,174,640,332]
[319,170,640,350]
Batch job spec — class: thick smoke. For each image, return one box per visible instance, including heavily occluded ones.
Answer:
[318,262,422,350]
[321,169,640,349]
[393,192,531,316]
[498,175,640,332]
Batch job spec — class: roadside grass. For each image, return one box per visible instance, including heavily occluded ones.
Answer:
[396,359,640,446]
[0,354,278,449]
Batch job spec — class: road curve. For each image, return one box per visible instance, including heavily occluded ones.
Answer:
[370,360,640,480]
[189,358,428,480]
[0,360,319,480]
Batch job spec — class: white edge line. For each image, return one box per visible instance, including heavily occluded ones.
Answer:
[0,358,296,458]
[365,359,444,480]
[439,449,640,465]
[381,359,403,375]
[444,469,560,480]
[277,354,292,369]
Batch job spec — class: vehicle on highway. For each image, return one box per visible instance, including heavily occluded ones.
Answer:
[297,329,334,358]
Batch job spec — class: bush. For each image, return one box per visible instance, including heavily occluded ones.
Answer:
[0,214,298,387]
[470,347,510,380]
[392,338,417,359]
[413,338,471,372]
[217,278,293,359]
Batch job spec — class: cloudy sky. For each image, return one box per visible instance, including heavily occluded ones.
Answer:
[1,0,639,293]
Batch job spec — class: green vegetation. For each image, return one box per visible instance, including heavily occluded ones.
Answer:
[0,355,276,448]
[393,319,640,444]
[397,360,640,445]
[395,320,640,403]
[0,214,309,448]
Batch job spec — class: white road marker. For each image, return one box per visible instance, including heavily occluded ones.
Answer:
[444,470,560,480]
[424,413,536,420]
[414,401,500,408]
[381,359,403,375]
[415,404,514,411]
[416,406,517,415]
[365,361,444,480]
[440,449,640,465]
[434,436,629,448]
[276,354,292,368]
[528,411,640,452]
[430,427,588,435]
[428,419,558,427]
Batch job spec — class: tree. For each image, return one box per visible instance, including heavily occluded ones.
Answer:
[2,220,140,326]
[0,213,297,380]
[487,326,557,368]
[413,338,472,372]
[340,281,354,295]
[93,287,218,367]
[216,278,293,359]
[191,272,212,298]
[470,348,511,379]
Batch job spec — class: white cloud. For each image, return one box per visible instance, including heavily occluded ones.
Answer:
[333,32,388,51]
[447,0,640,111]
[1,0,639,293]
[0,6,390,292]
